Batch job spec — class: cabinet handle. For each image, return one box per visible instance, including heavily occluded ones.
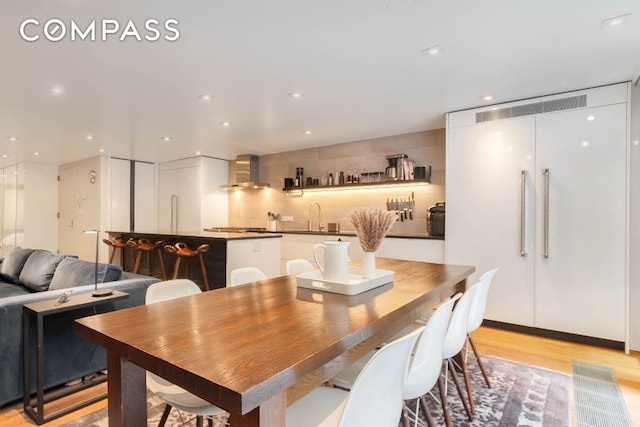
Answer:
[543,168,550,259]
[520,170,527,257]
[175,194,179,232]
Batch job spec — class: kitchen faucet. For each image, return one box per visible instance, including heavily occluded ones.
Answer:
[307,202,322,231]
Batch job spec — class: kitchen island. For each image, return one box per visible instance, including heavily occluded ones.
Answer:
[107,231,282,289]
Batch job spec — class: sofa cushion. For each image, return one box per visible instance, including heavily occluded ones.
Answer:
[48,258,122,291]
[19,250,65,292]
[0,247,36,284]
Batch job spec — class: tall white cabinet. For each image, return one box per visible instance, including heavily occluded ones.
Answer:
[158,157,229,233]
[109,158,156,231]
[446,83,629,344]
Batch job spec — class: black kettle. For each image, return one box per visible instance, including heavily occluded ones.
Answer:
[427,202,445,236]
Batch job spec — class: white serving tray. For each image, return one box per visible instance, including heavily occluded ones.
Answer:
[296,267,394,295]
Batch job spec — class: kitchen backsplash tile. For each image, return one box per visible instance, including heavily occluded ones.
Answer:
[225,129,445,234]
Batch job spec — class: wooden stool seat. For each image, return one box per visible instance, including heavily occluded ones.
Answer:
[164,242,210,291]
[127,238,167,280]
[103,237,133,265]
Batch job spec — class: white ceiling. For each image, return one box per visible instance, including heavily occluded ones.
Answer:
[1,0,639,167]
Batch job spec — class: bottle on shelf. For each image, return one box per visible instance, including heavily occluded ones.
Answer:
[339,171,345,185]
[347,163,353,184]
[328,173,334,186]
[353,162,359,183]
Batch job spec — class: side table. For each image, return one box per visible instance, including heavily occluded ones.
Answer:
[23,290,129,425]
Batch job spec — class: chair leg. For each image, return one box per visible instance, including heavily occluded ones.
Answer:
[158,251,167,281]
[468,334,492,388]
[459,350,476,414]
[196,415,203,427]
[208,417,213,427]
[400,405,411,427]
[199,255,210,291]
[108,248,115,264]
[133,251,142,274]
[419,394,437,427]
[158,404,172,427]
[172,257,181,280]
[437,375,452,427]
[447,359,473,421]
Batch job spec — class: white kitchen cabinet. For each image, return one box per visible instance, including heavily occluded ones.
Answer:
[109,158,157,232]
[446,83,629,343]
[279,233,443,275]
[158,157,228,233]
[0,162,58,255]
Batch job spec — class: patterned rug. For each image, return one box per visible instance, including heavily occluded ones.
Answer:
[62,355,570,426]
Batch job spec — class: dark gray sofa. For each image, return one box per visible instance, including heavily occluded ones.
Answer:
[0,247,160,406]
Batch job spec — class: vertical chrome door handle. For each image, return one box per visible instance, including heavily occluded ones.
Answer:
[543,168,550,259]
[520,170,527,257]
[175,194,179,232]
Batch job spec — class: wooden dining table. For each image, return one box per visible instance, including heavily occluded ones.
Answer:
[74,258,474,427]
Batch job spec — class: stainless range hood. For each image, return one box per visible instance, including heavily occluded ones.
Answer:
[220,154,270,190]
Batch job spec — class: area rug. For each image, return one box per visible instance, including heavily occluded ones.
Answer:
[63,355,570,426]
[572,361,633,427]
[413,354,571,427]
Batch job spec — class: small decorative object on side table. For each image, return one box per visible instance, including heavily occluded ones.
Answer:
[347,207,397,279]
[23,290,129,424]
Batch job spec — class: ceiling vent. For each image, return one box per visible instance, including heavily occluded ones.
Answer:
[220,154,270,190]
[475,94,587,123]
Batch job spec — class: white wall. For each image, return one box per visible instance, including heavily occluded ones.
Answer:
[629,85,640,351]
[58,156,108,262]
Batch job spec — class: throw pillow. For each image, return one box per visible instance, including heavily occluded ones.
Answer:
[0,247,36,284]
[48,257,122,291]
[19,250,65,292]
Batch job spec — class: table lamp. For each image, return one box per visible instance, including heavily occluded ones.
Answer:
[83,230,112,297]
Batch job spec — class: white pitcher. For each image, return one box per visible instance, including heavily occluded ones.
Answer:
[313,240,351,283]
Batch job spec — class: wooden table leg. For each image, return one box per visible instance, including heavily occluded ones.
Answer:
[107,352,147,427]
[228,392,286,427]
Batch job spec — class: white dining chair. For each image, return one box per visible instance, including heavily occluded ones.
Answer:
[286,259,314,275]
[441,281,481,421]
[145,279,226,427]
[287,325,424,427]
[330,295,460,427]
[466,268,499,388]
[229,267,266,286]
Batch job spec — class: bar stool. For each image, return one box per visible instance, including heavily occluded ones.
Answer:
[102,236,133,266]
[127,238,167,280]
[164,242,211,291]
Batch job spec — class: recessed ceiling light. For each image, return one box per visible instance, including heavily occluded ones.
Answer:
[304,130,312,135]
[7,136,18,142]
[161,136,171,142]
[99,148,104,153]
[482,95,494,101]
[198,94,213,101]
[50,85,64,96]
[601,13,631,29]
[33,152,39,156]
[289,92,302,99]
[634,140,639,146]
[2,154,8,158]
[219,121,231,127]
[581,140,590,147]
[86,134,94,141]
[587,115,595,121]
[195,151,201,155]
[421,45,442,56]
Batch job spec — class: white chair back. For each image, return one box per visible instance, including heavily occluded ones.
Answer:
[146,279,201,304]
[337,326,424,427]
[442,282,480,359]
[286,259,314,275]
[229,267,267,286]
[403,294,460,400]
[467,268,498,333]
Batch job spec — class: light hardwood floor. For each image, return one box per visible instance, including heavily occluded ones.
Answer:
[1,326,639,426]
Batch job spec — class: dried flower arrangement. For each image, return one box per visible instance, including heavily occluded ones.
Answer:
[347,207,397,252]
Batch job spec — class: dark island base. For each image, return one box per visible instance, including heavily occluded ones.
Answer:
[118,233,227,290]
